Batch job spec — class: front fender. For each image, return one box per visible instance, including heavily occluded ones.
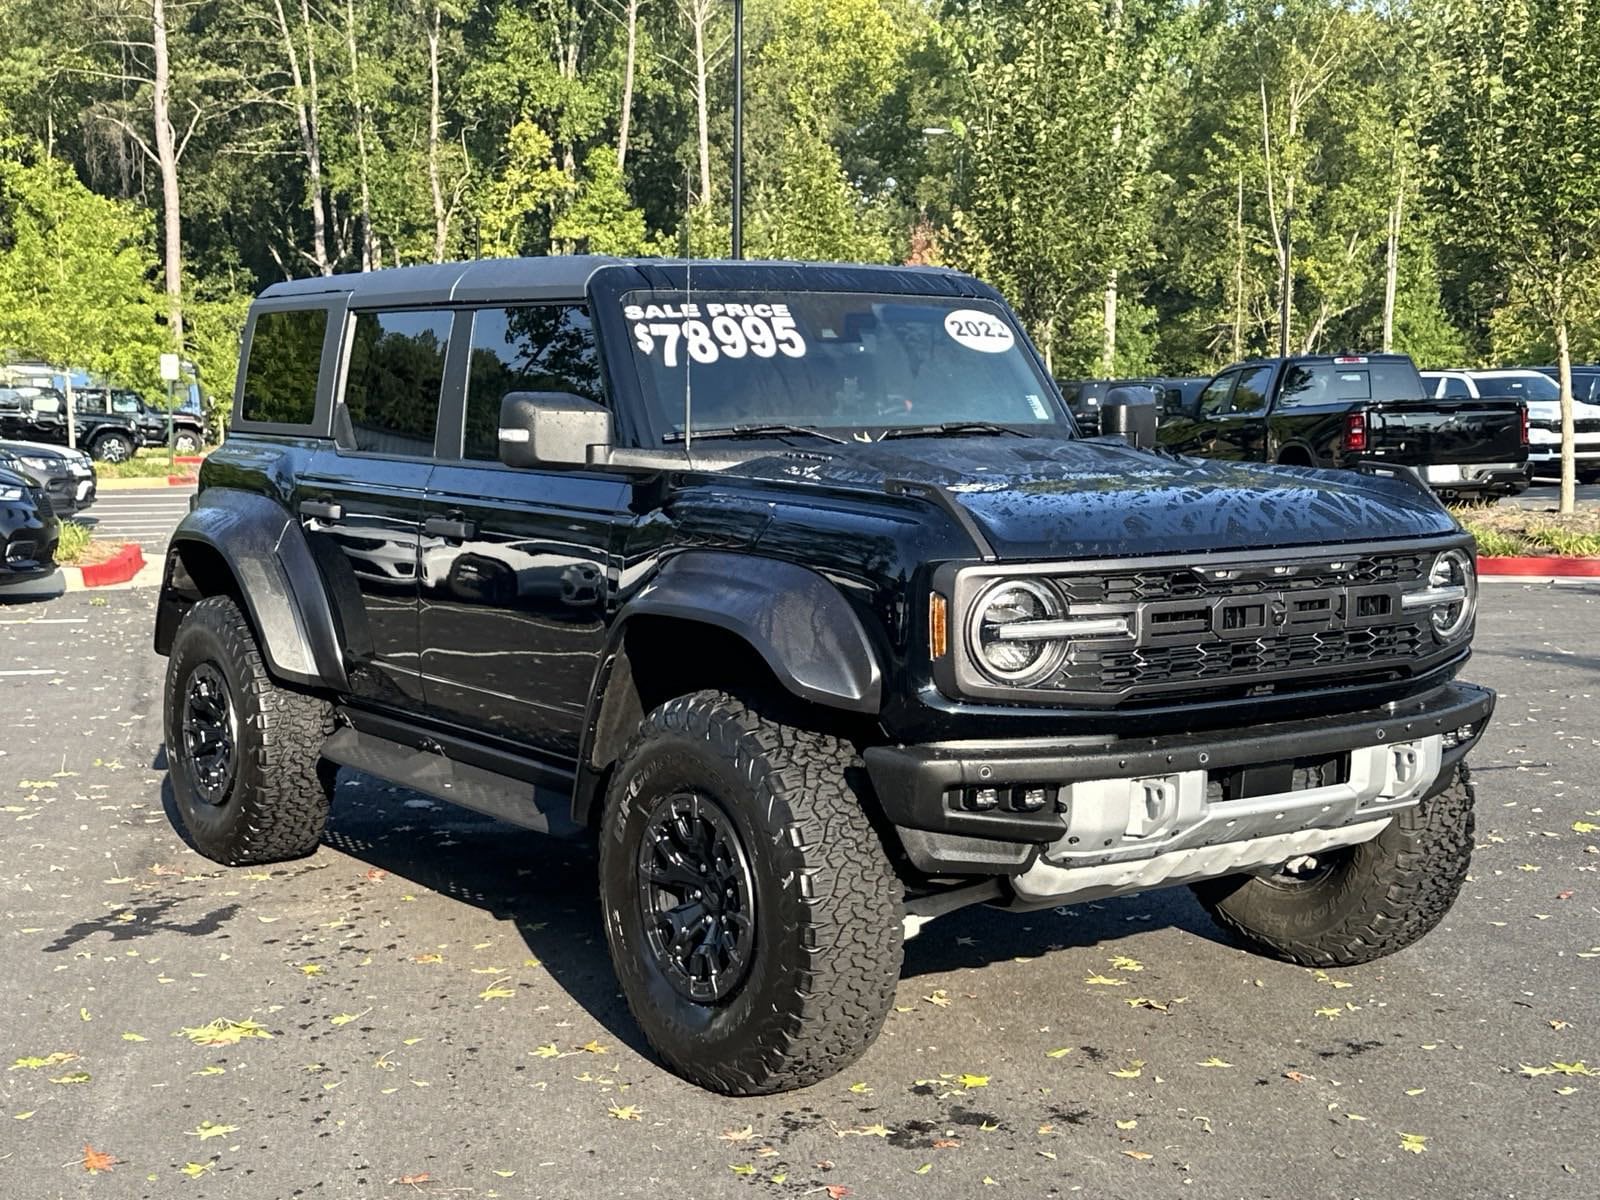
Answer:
[155,488,347,691]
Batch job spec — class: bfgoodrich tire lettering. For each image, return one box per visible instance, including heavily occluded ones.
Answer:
[599,690,903,1095]
[1190,763,1476,967]
[164,595,336,865]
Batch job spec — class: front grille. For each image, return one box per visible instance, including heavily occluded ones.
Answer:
[1576,418,1600,435]
[949,544,1462,706]
[1077,617,1429,692]
[28,487,53,521]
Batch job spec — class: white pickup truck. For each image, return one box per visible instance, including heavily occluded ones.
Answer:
[1422,368,1600,483]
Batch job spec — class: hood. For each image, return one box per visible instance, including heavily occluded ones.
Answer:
[0,439,75,461]
[727,436,1456,559]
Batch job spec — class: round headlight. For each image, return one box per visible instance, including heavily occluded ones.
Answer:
[969,579,1067,685]
[1427,548,1476,639]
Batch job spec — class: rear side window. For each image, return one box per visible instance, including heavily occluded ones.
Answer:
[342,310,452,456]
[462,306,604,461]
[1441,376,1471,399]
[241,308,328,425]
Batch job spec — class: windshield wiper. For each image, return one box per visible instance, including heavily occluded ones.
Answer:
[878,421,1034,440]
[663,423,846,444]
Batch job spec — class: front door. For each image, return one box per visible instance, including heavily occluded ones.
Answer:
[418,304,627,761]
[297,307,454,713]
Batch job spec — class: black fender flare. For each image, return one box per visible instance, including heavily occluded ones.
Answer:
[155,488,348,692]
[572,551,883,823]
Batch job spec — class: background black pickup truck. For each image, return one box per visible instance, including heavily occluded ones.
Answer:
[75,386,205,454]
[0,386,144,463]
[1155,353,1530,498]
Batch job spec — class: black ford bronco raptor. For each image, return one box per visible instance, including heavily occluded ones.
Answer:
[156,258,1492,1094]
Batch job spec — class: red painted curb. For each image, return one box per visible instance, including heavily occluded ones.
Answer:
[80,543,146,587]
[174,455,205,465]
[166,474,198,486]
[1478,555,1600,578]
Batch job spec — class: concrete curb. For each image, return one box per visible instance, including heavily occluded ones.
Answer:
[1478,556,1600,578]
[61,551,164,592]
[79,544,146,587]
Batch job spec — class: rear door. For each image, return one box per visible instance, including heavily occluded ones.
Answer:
[297,307,453,714]
[418,304,627,760]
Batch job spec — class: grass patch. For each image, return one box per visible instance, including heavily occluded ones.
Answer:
[54,521,93,564]
[93,449,192,480]
[1449,504,1600,558]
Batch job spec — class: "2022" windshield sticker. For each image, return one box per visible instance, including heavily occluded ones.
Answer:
[943,308,1015,353]
[625,301,806,367]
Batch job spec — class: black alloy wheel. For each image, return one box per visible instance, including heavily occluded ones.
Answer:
[636,790,757,1003]
[181,661,238,805]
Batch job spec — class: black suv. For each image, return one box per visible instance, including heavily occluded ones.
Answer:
[75,386,206,455]
[0,386,145,463]
[1,462,60,591]
[156,258,1493,1095]
[0,439,97,515]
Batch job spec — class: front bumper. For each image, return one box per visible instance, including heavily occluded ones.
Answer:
[866,681,1494,895]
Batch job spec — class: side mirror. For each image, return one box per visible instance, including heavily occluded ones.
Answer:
[1101,386,1159,450]
[498,391,613,468]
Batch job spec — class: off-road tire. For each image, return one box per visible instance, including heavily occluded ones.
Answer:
[164,595,335,865]
[174,430,203,455]
[1190,763,1475,967]
[91,431,135,463]
[598,690,903,1095]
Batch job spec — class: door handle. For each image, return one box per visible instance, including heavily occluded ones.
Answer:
[423,513,476,541]
[299,498,343,522]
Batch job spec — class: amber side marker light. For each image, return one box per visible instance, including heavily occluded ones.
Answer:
[929,592,948,659]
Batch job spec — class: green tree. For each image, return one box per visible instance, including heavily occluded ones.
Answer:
[1428,0,1600,511]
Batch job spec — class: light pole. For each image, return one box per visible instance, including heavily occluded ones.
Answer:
[731,0,744,259]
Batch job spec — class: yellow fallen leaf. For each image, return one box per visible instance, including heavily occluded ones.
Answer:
[1555,1086,1578,1096]
[1115,1119,1137,1130]
[479,983,515,1001]
[179,1019,272,1046]
[718,1125,755,1142]
[493,1170,515,1178]
[50,1071,92,1084]
[1398,1132,1427,1154]
[11,1052,79,1070]
[1316,1007,1342,1019]
[189,1121,239,1141]
[956,1073,989,1089]
[180,1163,214,1178]
[729,1164,755,1176]
[1405,1087,1425,1096]
[121,1033,147,1042]
[848,1081,872,1094]
[1197,1057,1232,1068]
[913,1163,932,1175]
[329,1010,368,1027]
[13,1111,34,1120]
[924,989,952,1007]
[1123,1149,1153,1161]
[1108,955,1144,972]
[1037,1150,1057,1160]
[1045,1047,1073,1058]
[608,1104,643,1120]
[1573,821,1600,835]
[297,964,323,977]
[532,1044,560,1058]
[580,1040,608,1054]
[1109,1061,1144,1079]
[1085,974,1129,986]
[193,1065,226,1077]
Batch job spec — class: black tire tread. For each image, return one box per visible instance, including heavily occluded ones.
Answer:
[606,690,903,1095]
[1193,763,1475,968]
[165,595,334,865]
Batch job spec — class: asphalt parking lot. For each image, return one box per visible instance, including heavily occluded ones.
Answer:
[0,581,1595,1199]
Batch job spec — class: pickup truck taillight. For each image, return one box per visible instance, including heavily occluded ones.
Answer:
[1520,404,1529,445]
[1342,412,1368,453]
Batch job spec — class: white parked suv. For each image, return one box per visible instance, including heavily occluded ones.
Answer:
[1422,368,1600,482]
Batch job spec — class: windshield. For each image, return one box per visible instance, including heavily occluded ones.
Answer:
[619,290,1066,439]
[1277,360,1425,406]
[1474,373,1559,402]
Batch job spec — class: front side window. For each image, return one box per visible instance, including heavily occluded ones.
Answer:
[341,310,451,455]
[1197,372,1237,417]
[241,307,328,425]
[618,291,1064,438]
[463,306,604,461]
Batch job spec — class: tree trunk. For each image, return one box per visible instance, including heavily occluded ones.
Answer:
[692,2,712,208]
[1101,271,1117,376]
[617,0,639,171]
[270,0,331,274]
[1381,157,1403,354]
[1232,170,1244,360]
[345,0,375,271]
[426,6,447,262]
[152,0,184,349]
[1557,319,1575,515]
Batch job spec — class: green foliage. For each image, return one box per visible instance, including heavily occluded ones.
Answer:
[552,148,650,256]
[54,520,92,564]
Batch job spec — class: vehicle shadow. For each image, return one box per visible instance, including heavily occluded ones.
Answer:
[156,758,1236,1055]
